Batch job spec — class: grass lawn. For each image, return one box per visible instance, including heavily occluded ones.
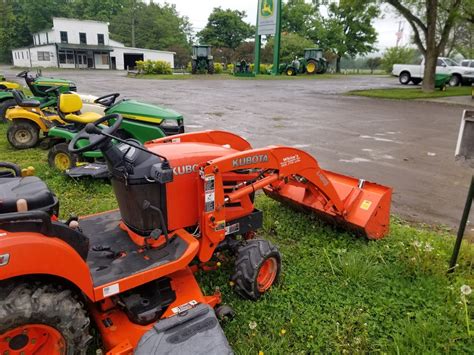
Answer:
[0,123,473,353]
[348,86,472,100]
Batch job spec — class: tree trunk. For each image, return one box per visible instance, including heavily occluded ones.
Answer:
[336,55,341,73]
[422,0,438,92]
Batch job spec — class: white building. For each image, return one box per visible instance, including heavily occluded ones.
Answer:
[11,18,174,70]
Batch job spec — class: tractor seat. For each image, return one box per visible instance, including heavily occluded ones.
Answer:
[0,176,59,215]
[64,111,102,124]
[12,90,40,107]
[59,91,102,124]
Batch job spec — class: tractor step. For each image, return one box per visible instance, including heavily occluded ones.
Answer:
[66,163,108,179]
[135,303,232,355]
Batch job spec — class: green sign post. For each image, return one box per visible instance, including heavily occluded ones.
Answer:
[254,0,282,76]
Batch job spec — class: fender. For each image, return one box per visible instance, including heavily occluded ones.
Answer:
[0,81,21,90]
[5,107,49,131]
[0,231,95,300]
[0,91,14,101]
[48,127,108,159]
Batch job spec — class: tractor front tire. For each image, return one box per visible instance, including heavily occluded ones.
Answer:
[7,120,40,149]
[48,142,79,172]
[0,98,16,123]
[285,67,296,76]
[231,239,281,301]
[0,282,92,355]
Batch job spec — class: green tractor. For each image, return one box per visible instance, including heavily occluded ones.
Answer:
[280,48,328,76]
[0,70,76,122]
[191,45,214,74]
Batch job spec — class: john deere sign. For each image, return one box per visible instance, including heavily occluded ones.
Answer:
[257,0,277,35]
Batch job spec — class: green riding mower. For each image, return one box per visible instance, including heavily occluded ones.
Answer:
[0,74,21,92]
[191,45,214,74]
[280,48,328,76]
[0,70,76,122]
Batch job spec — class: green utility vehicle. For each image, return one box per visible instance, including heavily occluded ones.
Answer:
[191,45,214,74]
[280,48,328,76]
[0,71,76,121]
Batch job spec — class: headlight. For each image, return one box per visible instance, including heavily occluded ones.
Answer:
[161,119,179,127]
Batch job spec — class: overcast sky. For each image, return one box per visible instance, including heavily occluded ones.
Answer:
[154,0,412,53]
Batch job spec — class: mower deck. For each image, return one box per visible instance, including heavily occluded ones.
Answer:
[81,210,189,287]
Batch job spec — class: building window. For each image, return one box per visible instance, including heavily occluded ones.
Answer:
[26,51,29,59]
[38,51,50,61]
[60,31,68,43]
[79,33,87,44]
[97,34,104,45]
[58,50,74,64]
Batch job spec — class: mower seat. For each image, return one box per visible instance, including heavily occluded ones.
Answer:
[59,92,102,124]
[64,111,102,124]
[0,176,59,215]
[12,90,40,107]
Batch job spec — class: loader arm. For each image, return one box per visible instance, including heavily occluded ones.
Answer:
[196,146,383,261]
[148,130,252,151]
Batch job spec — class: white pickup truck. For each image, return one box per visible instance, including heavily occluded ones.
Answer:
[392,57,474,86]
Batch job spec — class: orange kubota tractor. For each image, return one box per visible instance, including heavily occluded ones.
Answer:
[0,114,392,354]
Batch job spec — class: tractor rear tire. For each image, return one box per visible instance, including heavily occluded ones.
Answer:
[0,282,92,355]
[48,142,79,172]
[7,120,40,149]
[208,60,215,74]
[191,60,197,74]
[306,59,318,75]
[0,98,16,123]
[231,239,281,301]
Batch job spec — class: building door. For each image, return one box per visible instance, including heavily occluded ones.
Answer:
[111,57,116,70]
[123,53,143,70]
[77,53,87,68]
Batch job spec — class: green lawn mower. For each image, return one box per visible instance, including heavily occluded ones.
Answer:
[0,70,76,122]
[280,48,328,76]
[46,92,184,178]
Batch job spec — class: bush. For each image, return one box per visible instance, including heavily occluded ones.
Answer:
[381,47,419,74]
[213,62,223,74]
[227,63,234,73]
[249,63,270,74]
[135,59,172,75]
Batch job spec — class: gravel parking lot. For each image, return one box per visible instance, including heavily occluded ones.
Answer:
[3,67,473,229]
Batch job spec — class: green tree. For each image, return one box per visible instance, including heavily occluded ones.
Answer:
[281,0,319,36]
[266,33,314,63]
[380,46,419,73]
[198,8,254,50]
[366,57,382,73]
[385,0,464,91]
[311,0,379,73]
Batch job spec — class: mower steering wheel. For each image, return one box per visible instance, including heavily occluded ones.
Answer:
[16,71,28,78]
[94,93,120,107]
[68,114,123,154]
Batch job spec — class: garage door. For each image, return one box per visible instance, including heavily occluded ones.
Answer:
[123,53,144,70]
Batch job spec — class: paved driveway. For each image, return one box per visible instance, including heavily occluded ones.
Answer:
[3,67,473,229]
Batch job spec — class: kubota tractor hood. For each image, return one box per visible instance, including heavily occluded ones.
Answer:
[106,100,183,123]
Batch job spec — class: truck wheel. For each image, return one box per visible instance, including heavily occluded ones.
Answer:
[0,98,16,123]
[306,59,318,74]
[449,74,461,87]
[7,120,40,149]
[399,72,411,85]
[0,282,92,355]
[48,143,78,172]
[231,239,281,301]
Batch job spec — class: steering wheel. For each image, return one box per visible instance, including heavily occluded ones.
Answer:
[16,71,28,78]
[94,93,120,107]
[44,86,61,96]
[68,114,123,154]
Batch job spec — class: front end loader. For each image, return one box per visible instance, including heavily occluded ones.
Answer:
[0,118,391,354]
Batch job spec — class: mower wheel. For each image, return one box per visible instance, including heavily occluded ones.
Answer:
[0,98,16,123]
[215,305,235,322]
[7,120,40,149]
[48,142,79,172]
[0,282,92,354]
[285,67,296,76]
[231,239,281,301]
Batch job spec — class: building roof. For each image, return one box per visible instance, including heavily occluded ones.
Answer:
[57,43,113,52]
